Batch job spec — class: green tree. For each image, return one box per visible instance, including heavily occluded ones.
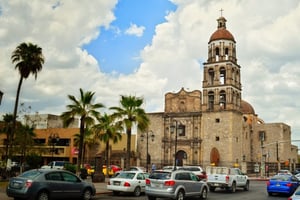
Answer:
[1,114,14,162]
[73,128,99,165]
[11,42,44,159]
[93,113,123,177]
[61,88,104,172]
[14,124,36,172]
[110,95,149,170]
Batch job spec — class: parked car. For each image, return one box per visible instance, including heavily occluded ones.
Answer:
[278,169,292,175]
[6,168,96,200]
[110,165,122,173]
[41,161,72,170]
[267,174,300,196]
[107,170,149,196]
[129,166,147,172]
[289,185,300,200]
[145,170,208,200]
[182,166,207,181]
[162,166,183,170]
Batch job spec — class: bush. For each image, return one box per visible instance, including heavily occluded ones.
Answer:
[65,164,76,173]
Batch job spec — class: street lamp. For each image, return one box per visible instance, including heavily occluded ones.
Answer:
[141,130,155,172]
[0,90,3,105]
[48,133,60,159]
[170,120,183,170]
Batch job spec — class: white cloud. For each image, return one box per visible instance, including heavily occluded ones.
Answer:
[125,23,145,37]
[1,0,300,142]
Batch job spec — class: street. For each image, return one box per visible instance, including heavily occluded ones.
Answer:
[93,181,290,200]
[0,180,293,200]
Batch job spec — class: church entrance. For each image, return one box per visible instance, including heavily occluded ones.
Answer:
[176,150,187,166]
[210,147,220,166]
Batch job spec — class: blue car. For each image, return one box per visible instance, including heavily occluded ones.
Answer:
[267,174,300,196]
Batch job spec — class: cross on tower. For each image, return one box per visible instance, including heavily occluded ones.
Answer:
[220,8,224,17]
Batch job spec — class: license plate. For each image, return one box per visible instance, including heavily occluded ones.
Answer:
[114,182,120,186]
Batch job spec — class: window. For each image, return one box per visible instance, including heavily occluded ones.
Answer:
[220,67,226,84]
[208,68,214,85]
[216,136,220,141]
[208,91,214,110]
[215,118,220,123]
[178,124,185,136]
[219,90,226,109]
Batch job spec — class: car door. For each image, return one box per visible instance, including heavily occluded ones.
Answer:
[60,171,83,198]
[136,172,146,191]
[45,171,65,199]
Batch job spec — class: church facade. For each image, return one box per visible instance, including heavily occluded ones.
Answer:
[137,16,298,174]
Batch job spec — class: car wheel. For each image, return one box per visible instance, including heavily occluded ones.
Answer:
[209,186,215,192]
[147,196,156,200]
[244,181,250,191]
[82,188,92,200]
[200,187,208,199]
[176,190,185,200]
[133,186,141,197]
[37,190,49,200]
[231,182,236,193]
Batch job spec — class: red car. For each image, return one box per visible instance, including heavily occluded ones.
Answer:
[110,165,122,173]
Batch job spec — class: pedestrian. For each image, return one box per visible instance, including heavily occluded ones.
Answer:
[151,163,156,172]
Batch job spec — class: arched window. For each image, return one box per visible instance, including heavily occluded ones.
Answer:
[208,91,214,110]
[225,48,229,60]
[219,67,226,85]
[219,90,226,109]
[215,47,219,61]
[208,68,214,85]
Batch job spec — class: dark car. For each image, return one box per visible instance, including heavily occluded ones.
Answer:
[6,168,96,200]
[145,170,208,200]
[267,174,300,196]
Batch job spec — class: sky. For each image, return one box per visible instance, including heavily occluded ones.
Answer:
[1,0,300,145]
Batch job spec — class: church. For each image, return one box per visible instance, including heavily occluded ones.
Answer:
[136,15,298,175]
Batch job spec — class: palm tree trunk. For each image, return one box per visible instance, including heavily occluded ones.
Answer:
[10,76,23,160]
[78,117,85,173]
[126,128,131,171]
[106,141,110,178]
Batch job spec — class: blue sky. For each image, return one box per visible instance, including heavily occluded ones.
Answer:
[1,0,300,143]
[84,0,176,74]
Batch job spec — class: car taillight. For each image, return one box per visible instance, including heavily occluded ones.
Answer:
[286,183,293,187]
[124,182,131,187]
[164,180,175,186]
[225,175,229,183]
[25,180,33,188]
[146,179,151,185]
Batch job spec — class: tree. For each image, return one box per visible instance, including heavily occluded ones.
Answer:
[1,114,14,162]
[93,113,123,177]
[14,124,36,172]
[110,95,149,170]
[10,42,44,160]
[61,88,104,173]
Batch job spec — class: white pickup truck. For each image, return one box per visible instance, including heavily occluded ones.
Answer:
[206,166,249,192]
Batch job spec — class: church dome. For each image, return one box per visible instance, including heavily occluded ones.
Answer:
[241,100,255,115]
[209,16,235,43]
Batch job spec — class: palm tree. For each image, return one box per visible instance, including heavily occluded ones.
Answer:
[93,113,123,177]
[61,88,104,173]
[11,42,44,160]
[73,128,99,164]
[110,95,149,170]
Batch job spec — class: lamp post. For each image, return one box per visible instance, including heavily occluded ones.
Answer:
[170,120,183,170]
[141,130,155,172]
[0,90,3,105]
[48,133,60,160]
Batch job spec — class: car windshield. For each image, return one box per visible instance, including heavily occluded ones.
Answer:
[20,170,42,179]
[117,172,136,179]
[149,172,171,180]
[271,175,291,181]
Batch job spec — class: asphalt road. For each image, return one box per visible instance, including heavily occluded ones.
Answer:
[0,180,291,200]
[92,180,291,200]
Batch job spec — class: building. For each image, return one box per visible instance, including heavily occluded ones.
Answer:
[137,15,298,175]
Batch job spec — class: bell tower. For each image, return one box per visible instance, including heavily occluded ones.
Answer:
[201,15,243,167]
[202,16,241,111]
